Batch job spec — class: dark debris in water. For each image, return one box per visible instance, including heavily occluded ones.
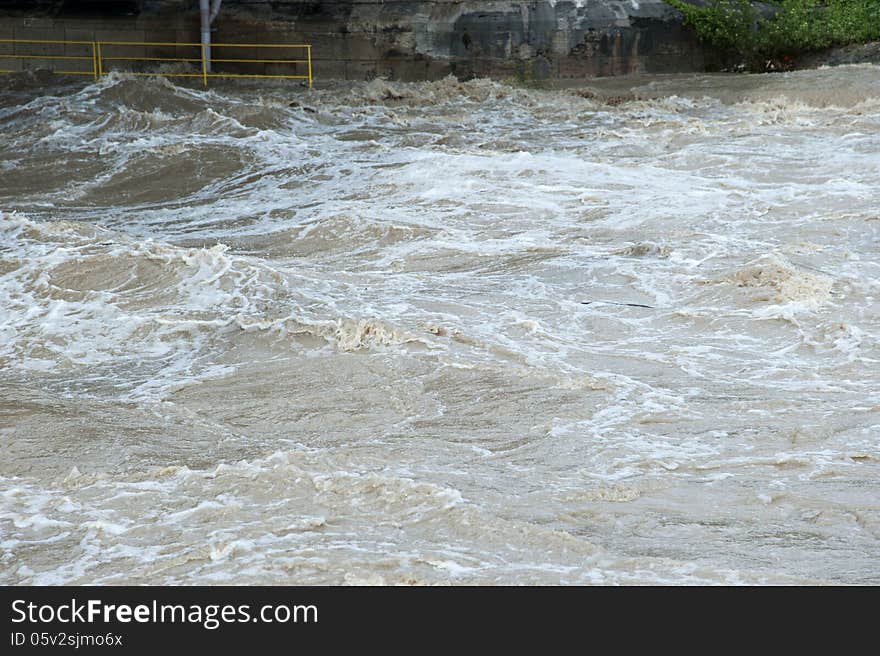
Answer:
[581,301,655,309]
[288,101,317,113]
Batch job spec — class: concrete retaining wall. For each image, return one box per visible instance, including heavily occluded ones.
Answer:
[0,0,707,81]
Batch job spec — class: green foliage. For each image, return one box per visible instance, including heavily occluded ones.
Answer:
[666,0,880,71]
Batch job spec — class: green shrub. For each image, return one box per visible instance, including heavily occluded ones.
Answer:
[666,0,880,71]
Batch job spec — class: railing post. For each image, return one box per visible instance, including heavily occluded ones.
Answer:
[91,41,97,80]
[96,41,102,77]
[201,42,208,86]
[307,45,312,89]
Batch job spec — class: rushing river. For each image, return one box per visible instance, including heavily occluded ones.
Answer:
[1,65,878,584]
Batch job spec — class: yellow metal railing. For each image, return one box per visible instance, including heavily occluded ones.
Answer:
[0,39,312,87]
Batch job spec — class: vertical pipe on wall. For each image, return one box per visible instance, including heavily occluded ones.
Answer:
[200,0,222,74]
[199,0,211,73]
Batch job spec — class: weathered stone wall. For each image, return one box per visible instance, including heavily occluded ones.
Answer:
[0,0,707,81]
[215,1,706,80]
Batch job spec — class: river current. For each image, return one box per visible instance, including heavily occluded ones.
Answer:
[1,66,878,584]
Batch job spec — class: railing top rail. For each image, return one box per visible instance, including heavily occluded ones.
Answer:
[0,38,94,45]
[0,39,310,49]
[96,41,200,47]
[0,54,93,60]
[211,43,312,48]
[96,41,310,48]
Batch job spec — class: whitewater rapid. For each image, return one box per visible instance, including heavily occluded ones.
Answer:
[1,66,878,584]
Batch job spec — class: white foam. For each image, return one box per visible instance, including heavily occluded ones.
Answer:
[3,68,879,584]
